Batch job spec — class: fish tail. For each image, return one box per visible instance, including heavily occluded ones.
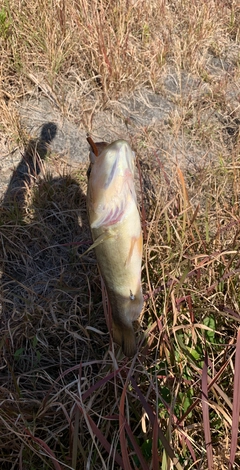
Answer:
[112,321,137,357]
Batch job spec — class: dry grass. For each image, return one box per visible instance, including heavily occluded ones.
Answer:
[0,1,240,469]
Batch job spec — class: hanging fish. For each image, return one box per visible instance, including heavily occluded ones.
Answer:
[87,137,143,356]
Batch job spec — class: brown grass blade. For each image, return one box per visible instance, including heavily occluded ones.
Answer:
[82,367,123,401]
[119,379,133,470]
[229,328,240,469]
[24,429,63,470]
[136,154,147,241]
[130,377,183,470]
[152,415,159,470]
[124,420,149,470]
[178,430,197,463]
[40,360,107,411]
[177,166,190,236]
[177,355,232,426]
[202,351,213,470]
[76,403,124,468]
[71,407,80,470]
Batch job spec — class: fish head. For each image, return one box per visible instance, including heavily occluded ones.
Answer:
[91,139,135,185]
[87,140,137,228]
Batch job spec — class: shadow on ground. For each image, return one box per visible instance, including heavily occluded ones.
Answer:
[0,123,107,378]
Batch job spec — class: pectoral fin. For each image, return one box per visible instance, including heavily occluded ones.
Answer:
[91,198,125,228]
[90,168,136,229]
[78,230,114,258]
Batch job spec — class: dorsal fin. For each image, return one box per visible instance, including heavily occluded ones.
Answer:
[87,136,109,159]
[87,136,99,156]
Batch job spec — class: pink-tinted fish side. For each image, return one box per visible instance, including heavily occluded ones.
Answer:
[87,139,143,356]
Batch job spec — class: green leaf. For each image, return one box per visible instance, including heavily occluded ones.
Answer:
[0,7,11,38]
[14,348,24,360]
[203,316,216,343]
[141,439,152,460]
[32,336,38,348]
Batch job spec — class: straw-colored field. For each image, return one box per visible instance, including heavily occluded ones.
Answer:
[0,1,240,469]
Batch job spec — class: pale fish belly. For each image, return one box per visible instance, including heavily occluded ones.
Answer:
[92,201,143,356]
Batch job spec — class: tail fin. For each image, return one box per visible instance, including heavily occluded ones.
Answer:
[112,321,137,357]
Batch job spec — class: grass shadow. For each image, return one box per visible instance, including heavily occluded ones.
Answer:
[0,123,107,379]
[0,122,113,469]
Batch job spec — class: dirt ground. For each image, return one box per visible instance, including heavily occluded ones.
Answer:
[1,60,239,200]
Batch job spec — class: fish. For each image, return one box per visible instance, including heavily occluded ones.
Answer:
[86,137,143,356]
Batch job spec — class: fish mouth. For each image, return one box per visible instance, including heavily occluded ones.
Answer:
[102,140,135,188]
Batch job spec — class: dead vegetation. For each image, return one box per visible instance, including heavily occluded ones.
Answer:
[0,1,240,469]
